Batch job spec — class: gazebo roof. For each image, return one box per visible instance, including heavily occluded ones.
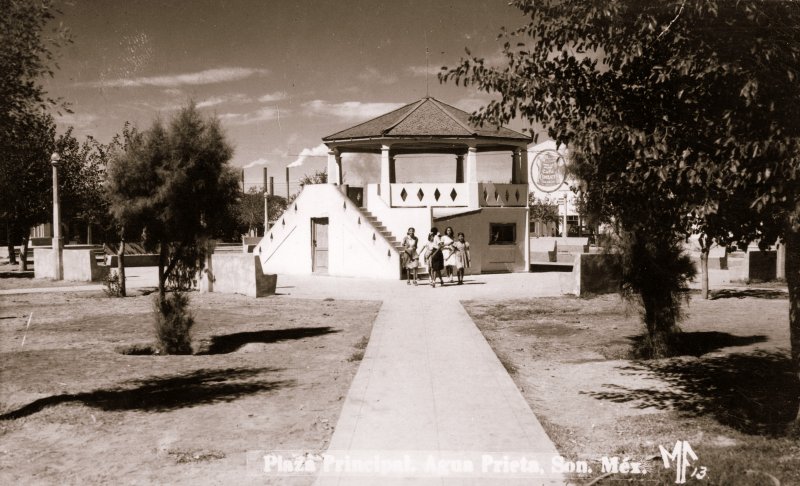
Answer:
[323,97,530,143]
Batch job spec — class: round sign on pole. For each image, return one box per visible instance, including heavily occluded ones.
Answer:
[530,149,567,193]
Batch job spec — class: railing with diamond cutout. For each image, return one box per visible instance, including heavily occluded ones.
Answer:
[390,183,470,207]
[478,183,528,207]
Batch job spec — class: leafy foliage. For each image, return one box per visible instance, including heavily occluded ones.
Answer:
[298,168,327,188]
[0,0,70,139]
[237,188,288,236]
[528,196,560,226]
[106,104,240,298]
[442,0,800,361]
[152,292,194,355]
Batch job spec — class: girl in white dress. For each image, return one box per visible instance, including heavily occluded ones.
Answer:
[441,226,457,283]
[402,227,419,285]
[453,232,471,285]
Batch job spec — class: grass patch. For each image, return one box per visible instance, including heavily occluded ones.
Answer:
[465,292,797,485]
[0,291,379,484]
[347,335,370,362]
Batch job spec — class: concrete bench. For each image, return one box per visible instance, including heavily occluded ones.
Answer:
[34,248,109,281]
[529,237,557,263]
[202,253,276,298]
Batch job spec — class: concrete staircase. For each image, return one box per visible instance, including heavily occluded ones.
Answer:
[360,208,404,253]
[361,207,431,277]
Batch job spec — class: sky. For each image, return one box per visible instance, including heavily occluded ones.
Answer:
[44,0,545,193]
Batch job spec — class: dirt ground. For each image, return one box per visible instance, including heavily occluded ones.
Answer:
[464,288,800,486]
[0,262,99,291]
[0,290,379,485]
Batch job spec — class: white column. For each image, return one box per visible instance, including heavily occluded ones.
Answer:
[327,148,341,185]
[380,145,391,186]
[51,154,63,280]
[380,144,391,204]
[465,145,479,208]
[465,146,478,183]
[524,206,531,271]
[512,149,521,184]
[520,145,529,186]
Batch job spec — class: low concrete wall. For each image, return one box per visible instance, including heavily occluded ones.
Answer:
[63,249,108,282]
[33,248,58,279]
[106,254,159,267]
[571,253,622,296]
[206,253,276,298]
[731,250,777,282]
[530,237,556,263]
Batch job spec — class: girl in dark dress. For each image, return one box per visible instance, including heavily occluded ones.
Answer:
[428,227,445,288]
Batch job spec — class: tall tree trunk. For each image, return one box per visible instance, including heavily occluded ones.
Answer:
[117,238,126,297]
[87,223,93,245]
[7,223,17,265]
[158,242,167,298]
[785,225,800,424]
[19,234,29,271]
[700,246,710,300]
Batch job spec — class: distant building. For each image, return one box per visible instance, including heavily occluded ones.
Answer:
[527,140,585,238]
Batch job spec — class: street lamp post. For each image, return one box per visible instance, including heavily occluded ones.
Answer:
[51,152,62,280]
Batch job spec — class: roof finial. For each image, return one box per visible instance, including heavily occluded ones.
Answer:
[425,31,430,98]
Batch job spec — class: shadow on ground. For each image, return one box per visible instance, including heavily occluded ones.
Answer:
[711,288,788,300]
[627,331,768,357]
[196,326,340,355]
[0,367,290,420]
[584,351,800,435]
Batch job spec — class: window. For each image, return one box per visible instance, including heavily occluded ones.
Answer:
[489,223,516,245]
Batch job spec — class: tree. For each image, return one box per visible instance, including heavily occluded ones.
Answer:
[237,188,287,236]
[0,111,56,270]
[298,168,327,187]
[441,0,800,399]
[529,196,560,236]
[1,0,69,268]
[107,104,239,353]
[0,0,70,132]
[53,129,114,244]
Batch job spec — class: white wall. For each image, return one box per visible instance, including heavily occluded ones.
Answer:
[256,184,401,279]
[434,207,528,274]
[365,184,432,241]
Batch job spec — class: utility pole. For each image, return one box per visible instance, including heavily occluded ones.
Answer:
[264,167,270,236]
[285,166,290,200]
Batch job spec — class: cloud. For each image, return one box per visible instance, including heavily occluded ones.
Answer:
[303,100,405,121]
[82,67,269,88]
[258,91,287,102]
[56,112,99,129]
[356,67,398,85]
[407,65,443,77]
[243,158,270,169]
[196,93,251,108]
[455,94,495,113]
[287,143,328,168]
[219,107,283,126]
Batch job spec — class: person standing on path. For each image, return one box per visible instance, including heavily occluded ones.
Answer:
[441,226,457,283]
[427,227,445,288]
[453,232,471,285]
[402,227,420,285]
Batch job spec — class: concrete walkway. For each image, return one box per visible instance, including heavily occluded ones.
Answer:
[276,274,565,485]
